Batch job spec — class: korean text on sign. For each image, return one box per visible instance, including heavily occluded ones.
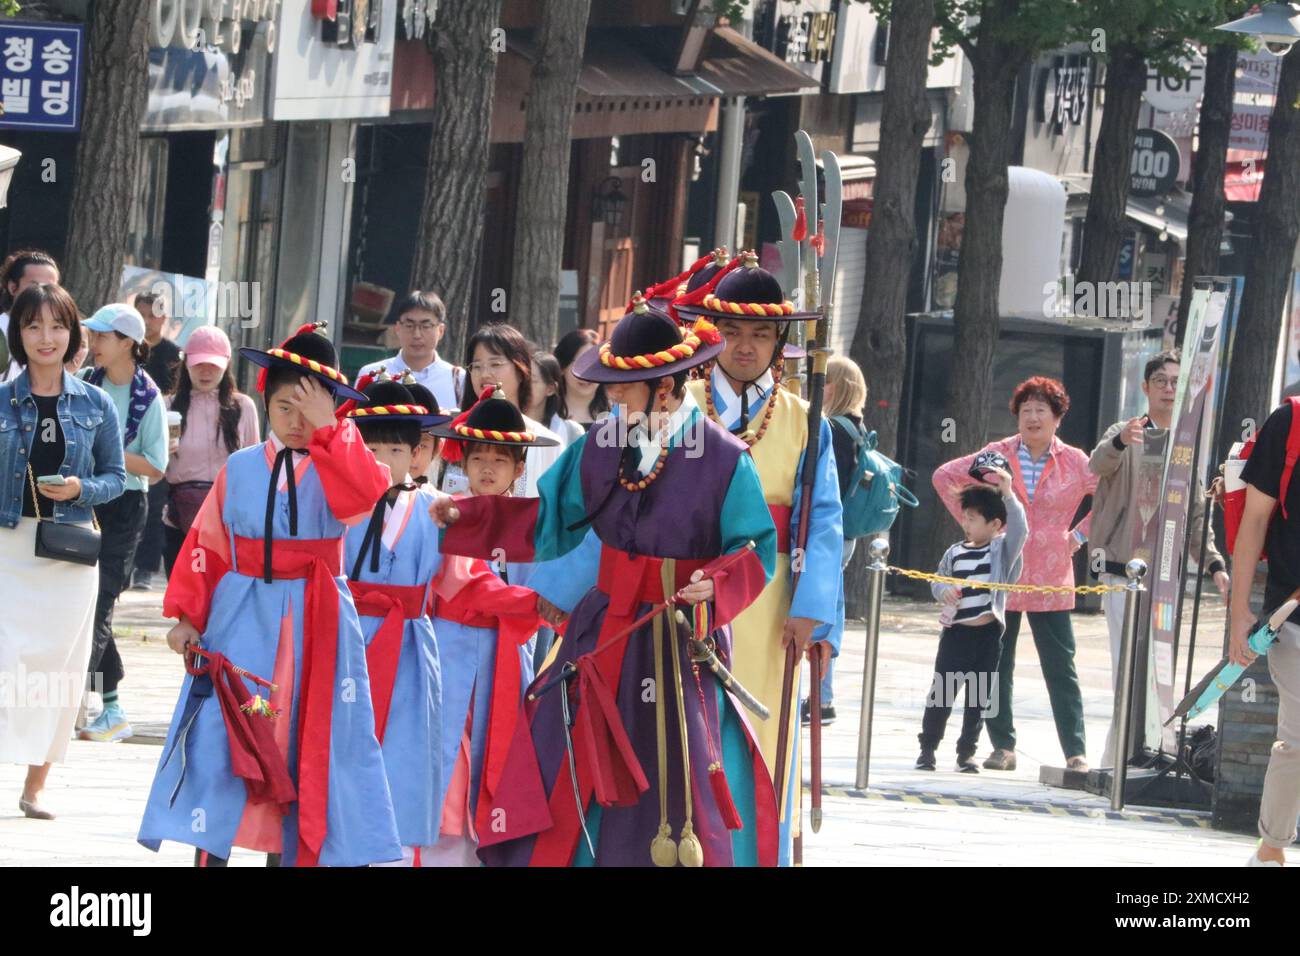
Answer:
[0,23,83,132]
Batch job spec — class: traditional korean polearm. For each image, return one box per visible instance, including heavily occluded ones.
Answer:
[1169,589,1300,724]
[770,131,844,856]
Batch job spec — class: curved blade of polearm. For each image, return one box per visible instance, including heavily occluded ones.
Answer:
[796,130,820,313]
[819,148,844,324]
[771,189,800,297]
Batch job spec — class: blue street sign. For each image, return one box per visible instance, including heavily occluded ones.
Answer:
[0,22,84,132]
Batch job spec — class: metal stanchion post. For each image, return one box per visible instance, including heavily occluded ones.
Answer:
[1110,558,1148,811]
[854,537,889,790]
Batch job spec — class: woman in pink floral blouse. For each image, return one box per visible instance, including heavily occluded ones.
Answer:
[932,377,1096,772]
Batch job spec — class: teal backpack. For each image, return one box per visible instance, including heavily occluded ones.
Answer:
[831,416,918,539]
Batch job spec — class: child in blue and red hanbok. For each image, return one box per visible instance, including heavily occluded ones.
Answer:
[338,374,452,866]
[138,323,402,867]
[423,386,554,866]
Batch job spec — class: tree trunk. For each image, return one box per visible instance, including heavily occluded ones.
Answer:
[925,3,1026,580]
[1075,43,1146,293]
[507,0,591,349]
[411,0,506,363]
[1220,42,1300,464]
[946,34,1023,457]
[61,1,151,313]
[851,0,934,460]
[845,0,933,619]
[1176,41,1236,345]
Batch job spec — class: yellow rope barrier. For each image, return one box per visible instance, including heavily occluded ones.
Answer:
[887,566,1128,595]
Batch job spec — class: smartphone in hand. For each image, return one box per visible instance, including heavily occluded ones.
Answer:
[36,475,67,486]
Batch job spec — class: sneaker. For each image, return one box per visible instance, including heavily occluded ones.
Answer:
[915,747,937,771]
[956,754,980,773]
[1247,841,1283,867]
[78,704,132,742]
[982,748,1017,771]
[819,704,837,725]
[130,571,153,591]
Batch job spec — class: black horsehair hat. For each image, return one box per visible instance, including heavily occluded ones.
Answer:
[428,383,560,463]
[337,373,451,430]
[239,321,368,402]
[402,381,445,434]
[674,250,820,324]
[571,292,724,385]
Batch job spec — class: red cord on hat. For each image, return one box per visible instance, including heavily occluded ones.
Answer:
[439,385,498,465]
[670,254,746,323]
[637,250,718,313]
[255,322,328,394]
[334,369,380,420]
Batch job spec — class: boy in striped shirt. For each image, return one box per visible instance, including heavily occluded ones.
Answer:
[917,468,1027,772]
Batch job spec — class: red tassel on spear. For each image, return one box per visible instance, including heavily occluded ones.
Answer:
[792,196,808,242]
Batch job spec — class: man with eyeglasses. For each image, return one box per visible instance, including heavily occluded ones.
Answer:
[1088,348,1229,767]
[358,290,463,411]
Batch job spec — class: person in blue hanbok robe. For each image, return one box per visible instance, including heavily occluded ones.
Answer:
[138,324,402,867]
[340,377,451,866]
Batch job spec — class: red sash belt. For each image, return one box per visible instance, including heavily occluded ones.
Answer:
[596,545,707,616]
[432,563,546,837]
[187,649,296,814]
[768,504,792,554]
[530,546,698,865]
[348,580,427,744]
[232,535,342,868]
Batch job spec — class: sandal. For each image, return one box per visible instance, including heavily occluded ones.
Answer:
[982,748,1017,771]
[1066,756,1090,772]
[18,797,55,820]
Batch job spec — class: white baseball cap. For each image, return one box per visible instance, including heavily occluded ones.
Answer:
[83,303,146,343]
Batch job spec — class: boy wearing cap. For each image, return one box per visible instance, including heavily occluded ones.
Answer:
[139,323,403,867]
[338,375,453,866]
[421,387,553,865]
[916,468,1026,773]
[76,304,170,743]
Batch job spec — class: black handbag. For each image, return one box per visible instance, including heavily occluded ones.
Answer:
[28,466,101,566]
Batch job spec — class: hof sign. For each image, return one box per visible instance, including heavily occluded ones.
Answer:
[1143,52,1205,113]
[0,22,83,132]
[1130,128,1180,198]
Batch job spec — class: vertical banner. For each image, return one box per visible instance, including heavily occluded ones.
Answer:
[1149,285,1228,751]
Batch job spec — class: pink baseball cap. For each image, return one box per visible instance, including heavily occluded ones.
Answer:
[184,325,232,371]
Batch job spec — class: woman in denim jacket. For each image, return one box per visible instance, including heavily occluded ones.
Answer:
[0,283,126,820]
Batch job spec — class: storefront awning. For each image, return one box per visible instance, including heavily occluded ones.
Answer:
[820,153,875,201]
[688,27,820,97]
[1126,194,1189,243]
[512,27,816,99]
[390,26,815,140]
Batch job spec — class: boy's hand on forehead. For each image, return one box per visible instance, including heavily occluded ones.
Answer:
[288,376,339,431]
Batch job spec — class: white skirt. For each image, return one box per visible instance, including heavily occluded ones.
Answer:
[0,516,98,765]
